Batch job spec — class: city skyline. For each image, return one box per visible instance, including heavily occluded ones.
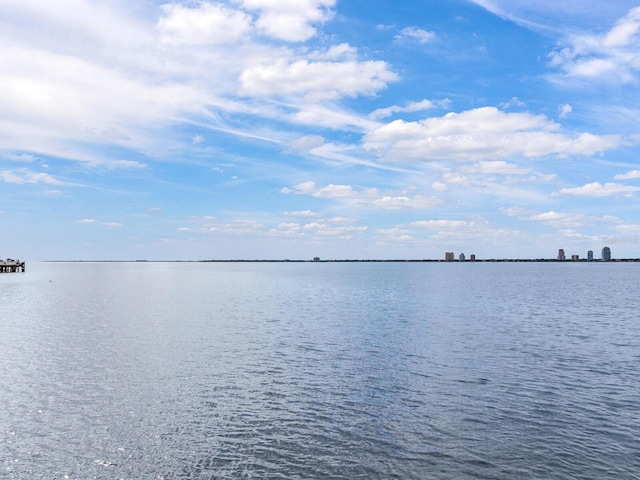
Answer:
[2,1,640,260]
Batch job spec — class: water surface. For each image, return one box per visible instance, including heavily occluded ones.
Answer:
[1,262,639,478]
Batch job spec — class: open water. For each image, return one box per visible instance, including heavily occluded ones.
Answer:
[1,261,639,479]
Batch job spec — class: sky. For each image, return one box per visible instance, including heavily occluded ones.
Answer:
[2,0,640,260]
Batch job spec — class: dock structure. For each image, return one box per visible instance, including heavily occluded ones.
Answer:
[0,259,25,273]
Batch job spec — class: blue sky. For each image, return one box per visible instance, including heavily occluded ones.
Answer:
[2,0,640,260]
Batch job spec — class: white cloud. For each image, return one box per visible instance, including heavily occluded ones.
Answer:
[528,211,587,227]
[267,223,302,237]
[292,104,380,131]
[281,181,443,211]
[369,98,449,120]
[286,135,325,153]
[5,153,37,162]
[157,3,251,45]
[411,219,475,229]
[240,58,397,100]
[364,107,623,162]
[395,27,436,44]
[0,0,393,168]
[499,97,526,109]
[314,184,357,199]
[310,43,357,61]
[302,217,367,239]
[462,160,531,175]
[285,210,320,218]
[501,206,537,216]
[549,6,640,83]
[554,181,640,197]
[559,103,572,118]
[468,0,640,33]
[432,181,447,191]
[375,227,415,243]
[368,195,443,210]
[281,180,316,195]
[614,169,640,180]
[237,0,336,42]
[78,218,124,227]
[527,210,620,229]
[0,168,62,185]
[205,218,266,235]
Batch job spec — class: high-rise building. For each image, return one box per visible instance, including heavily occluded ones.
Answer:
[459,253,466,261]
[587,250,593,261]
[571,254,579,261]
[445,252,455,261]
[470,254,476,261]
[601,246,611,262]
[557,249,566,261]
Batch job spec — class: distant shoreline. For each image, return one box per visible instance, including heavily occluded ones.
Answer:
[40,258,640,263]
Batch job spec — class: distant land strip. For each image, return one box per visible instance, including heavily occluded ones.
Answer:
[42,258,640,263]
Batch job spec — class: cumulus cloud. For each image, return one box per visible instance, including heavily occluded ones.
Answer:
[528,211,587,227]
[240,59,397,100]
[554,181,640,197]
[614,169,640,180]
[559,103,572,118]
[0,168,62,185]
[237,0,336,41]
[363,107,623,162]
[550,6,640,83]
[157,2,251,45]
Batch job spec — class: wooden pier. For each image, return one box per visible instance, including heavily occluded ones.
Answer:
[0,259,25,273]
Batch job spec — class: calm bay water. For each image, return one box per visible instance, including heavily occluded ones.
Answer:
[1,261,639,479]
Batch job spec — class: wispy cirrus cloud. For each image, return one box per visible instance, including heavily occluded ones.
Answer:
[395,26,436,44]
[0,0,395,168]
[369,98,450,120]
[77,218,123,227]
